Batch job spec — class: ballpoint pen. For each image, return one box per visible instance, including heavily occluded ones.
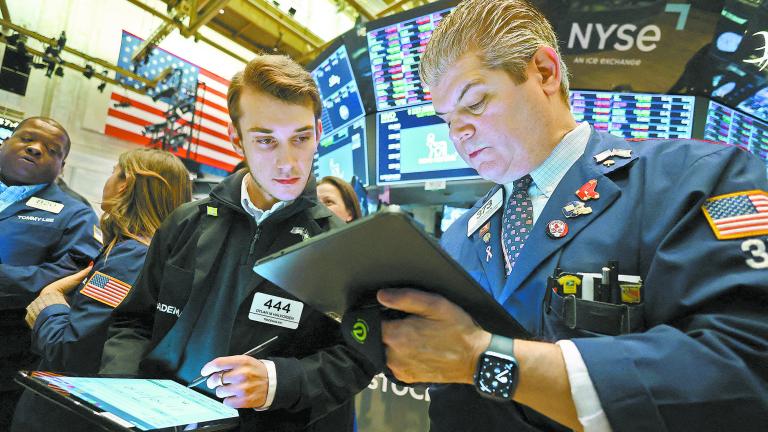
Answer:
[187,335,279,388]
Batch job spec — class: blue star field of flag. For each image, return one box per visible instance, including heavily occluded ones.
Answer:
[704,194,757,220]
[115,31,199,104]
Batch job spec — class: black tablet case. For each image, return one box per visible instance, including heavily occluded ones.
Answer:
[253,208,529,339]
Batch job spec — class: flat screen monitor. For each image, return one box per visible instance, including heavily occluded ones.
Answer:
[704,100,768,168]
[0,117,19,143]
[706,0,768,122]
[440,205,470,234]
[366,6,453,111]
[376,103,478,185]
[314,116,368,185]
[570,91,696,139]
[310,44,366,136]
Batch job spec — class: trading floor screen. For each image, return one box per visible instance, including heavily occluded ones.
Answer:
[311,44,369,184]
[570,91,696,139]
[704,100,768,170]
[311,45,366,135]
[314,117,368,185]
[376,103,478,185]
[366,7,452,111]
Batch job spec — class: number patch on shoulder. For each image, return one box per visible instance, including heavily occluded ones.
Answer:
[249,293,304,329]
[742,239,768,269]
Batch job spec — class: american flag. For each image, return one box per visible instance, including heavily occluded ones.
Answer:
[105,31,241,172]
[81,271,133,308]
[702,190,768,240]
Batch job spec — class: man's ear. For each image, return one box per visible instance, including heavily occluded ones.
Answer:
[531,46,562,97]
[228,122,244,156]
[316,118,323,140]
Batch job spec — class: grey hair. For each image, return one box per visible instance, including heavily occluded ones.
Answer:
[420,0,570,104]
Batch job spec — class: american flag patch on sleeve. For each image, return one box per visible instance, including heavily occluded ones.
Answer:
[702,190,768,240]
[80,271,132,308]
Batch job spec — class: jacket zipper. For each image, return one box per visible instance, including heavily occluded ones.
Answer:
[248,226,262,258]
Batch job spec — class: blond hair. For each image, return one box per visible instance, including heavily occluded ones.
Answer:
[100,148,191,256]
[420,0,570,104]
[227,54,322,139]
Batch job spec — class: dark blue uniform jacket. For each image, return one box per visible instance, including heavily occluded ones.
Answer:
[431,130,768,432]
[0,182,101,296]
[11,240,148,432]
[32,239,148,372]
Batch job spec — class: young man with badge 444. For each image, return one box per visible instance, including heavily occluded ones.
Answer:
[376,1,768,431]
[100,55,377,431]
[0,117,101,428]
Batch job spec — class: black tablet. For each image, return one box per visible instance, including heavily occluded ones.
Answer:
[15,371,239,432]
[252,207,529,339]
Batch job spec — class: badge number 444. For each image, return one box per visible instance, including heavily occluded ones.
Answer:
[249,293,304,329]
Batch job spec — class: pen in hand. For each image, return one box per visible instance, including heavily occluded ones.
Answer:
[187,335,279,388]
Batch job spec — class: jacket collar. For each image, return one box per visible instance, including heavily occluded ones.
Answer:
[208,169,333,225]
[0,181,64,222]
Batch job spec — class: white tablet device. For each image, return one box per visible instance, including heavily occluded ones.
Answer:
[16,371,239,432]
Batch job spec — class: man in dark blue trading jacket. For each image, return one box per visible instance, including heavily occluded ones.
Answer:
[0,117,101,295]
[0,117,101,428]
[375,1,768,431]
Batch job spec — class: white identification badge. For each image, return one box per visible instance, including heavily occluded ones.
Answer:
[26,197,64,214]
[467,188,503,237]
[248,293,304,329]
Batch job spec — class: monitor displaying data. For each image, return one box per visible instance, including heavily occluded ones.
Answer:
[311,44,366,135]
[0,117,19,143]
[367,7,452,111]
[570,91,696,139]
[310,43,369,185]
[704,100,768,167]
[314,116,368,185]
[377,103,478,185]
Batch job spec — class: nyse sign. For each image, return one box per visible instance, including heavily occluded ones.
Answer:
[565,3,691,53]
[560,2,717,94]
[568,23,661,52]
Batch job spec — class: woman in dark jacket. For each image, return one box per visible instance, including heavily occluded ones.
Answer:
[12,148,191,431]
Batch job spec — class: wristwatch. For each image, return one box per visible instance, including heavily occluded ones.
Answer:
[473,334,519,401]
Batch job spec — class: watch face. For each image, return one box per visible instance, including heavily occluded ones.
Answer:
[476,354,517,400]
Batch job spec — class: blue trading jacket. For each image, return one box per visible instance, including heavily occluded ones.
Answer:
[0,182,101,297]
[32,239,148,372]
[11,239,148,432]
[432,130,768,431]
